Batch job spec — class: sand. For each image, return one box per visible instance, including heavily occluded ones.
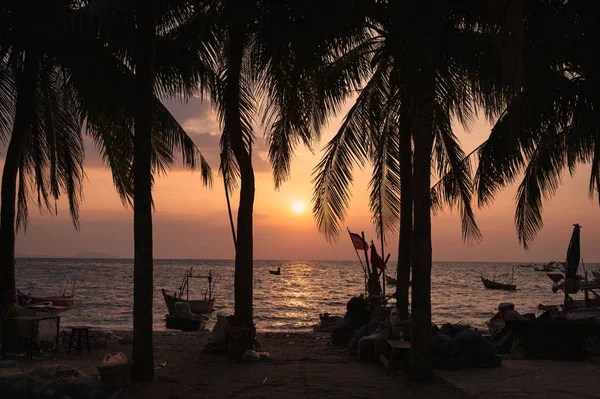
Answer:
[1,330,469,398]
[437,358,600,399]
[3,330,599,398]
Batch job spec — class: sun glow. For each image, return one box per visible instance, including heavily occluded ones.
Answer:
[291,201,306,214]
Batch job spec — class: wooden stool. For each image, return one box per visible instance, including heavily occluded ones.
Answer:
[379,339,411,374]
[68,326,91,354]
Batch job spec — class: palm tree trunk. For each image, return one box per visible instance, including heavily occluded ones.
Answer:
[410,83,435,381]
[225,8,255,330]
[409,2,446,381]
[0,53,39,311]
[396,103,412,321]
[132,0,156,382]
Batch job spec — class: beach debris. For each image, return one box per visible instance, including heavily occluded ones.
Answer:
[242,349,261,361]
[155,361,167,369]
[100,352,128,368]
[312,313,343,332]
[98,353,131,387]
[433,325,501,370]
[209,313,229,343]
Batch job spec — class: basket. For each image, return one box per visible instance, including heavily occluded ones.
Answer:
[98,362,132,387]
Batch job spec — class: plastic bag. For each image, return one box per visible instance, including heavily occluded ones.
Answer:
[209,313,228,343]
[100,352,129,368]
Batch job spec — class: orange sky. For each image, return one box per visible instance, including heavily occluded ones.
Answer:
[5,97,600,262]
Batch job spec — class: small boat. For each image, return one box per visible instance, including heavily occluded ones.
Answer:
[28,295,74,308]
[269,267,281,275]
[27,279,76,309]
[592,270,600,278]
[534,261,565,272]
[161,268,215,315]
[26,301,70,312]
[518,262,536,268]
[481,276,516,291]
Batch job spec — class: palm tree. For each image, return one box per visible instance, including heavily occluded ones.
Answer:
[312,0,525,379]
[0,0,212,317]
[210,0,367,334]
[131,0,157,382]
[474,1,600,247]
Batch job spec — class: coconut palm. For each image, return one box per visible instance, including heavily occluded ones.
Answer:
[0,0,213,319]
[207,0,367,333]
[131,0,158,382]
[475,1,600,248]
[312,0,523,379]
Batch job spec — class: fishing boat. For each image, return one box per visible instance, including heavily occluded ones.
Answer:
[28,295,74,308]
[161,268,215,315]
[518,262,536,268]
[269,267,281,275]
[534,261,564,272]
[26,279,76,309]
[481,276,517,291]
[545,224,600,318]
[592,270,600,279]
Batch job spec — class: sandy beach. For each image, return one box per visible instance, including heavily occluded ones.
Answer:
[0,330,469,398]
[2,330,600,398]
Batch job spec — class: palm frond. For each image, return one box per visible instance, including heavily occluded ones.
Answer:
[17,62,85,230]
[368,108,400,243]
[312,66,389,241]
[515,128,565,249]
[430,102,481,242]
[0,60,16,142]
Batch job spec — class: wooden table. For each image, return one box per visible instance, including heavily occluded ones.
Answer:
[1,315,60,359]
[379,339,411,374]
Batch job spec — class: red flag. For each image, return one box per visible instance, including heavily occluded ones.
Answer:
[348,231,366,250]
[370,243,386,270]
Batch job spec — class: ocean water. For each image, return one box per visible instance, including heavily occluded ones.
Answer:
[14,258,600,332]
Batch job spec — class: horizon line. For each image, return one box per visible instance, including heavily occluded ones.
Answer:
[15,256,593,264]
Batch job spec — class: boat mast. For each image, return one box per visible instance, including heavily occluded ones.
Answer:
[208,270,212,301]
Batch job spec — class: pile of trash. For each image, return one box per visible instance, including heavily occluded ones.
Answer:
[202,313,270,360]
[329,295,502,370]
[331,295,405,356]
[433,324,501,370]
[488,303,600,360]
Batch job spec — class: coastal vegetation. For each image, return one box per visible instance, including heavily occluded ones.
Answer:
[1,0,599,383]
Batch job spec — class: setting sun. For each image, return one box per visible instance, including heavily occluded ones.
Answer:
[291,201,306,214]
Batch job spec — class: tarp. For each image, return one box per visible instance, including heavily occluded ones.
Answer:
[565,224,581,279]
